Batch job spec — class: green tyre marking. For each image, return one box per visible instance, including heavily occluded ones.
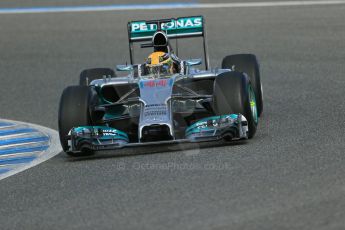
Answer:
[249,85,258,124]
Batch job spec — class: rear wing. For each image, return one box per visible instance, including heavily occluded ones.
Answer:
[127,16,210,70]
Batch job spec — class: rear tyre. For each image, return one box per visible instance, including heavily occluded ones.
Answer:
[58,86,94,156]
[79,68,116,86]
[213,71,258,139]
[222,54,263,116]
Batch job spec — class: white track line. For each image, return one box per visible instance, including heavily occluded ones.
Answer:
[0,119,61,181]
[0,130,45,140]
[0,1,345,14]
[0,150,50,160]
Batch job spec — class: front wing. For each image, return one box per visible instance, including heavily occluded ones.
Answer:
[67,114,248,153]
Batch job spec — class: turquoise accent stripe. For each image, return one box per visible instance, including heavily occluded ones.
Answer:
[0,156,37,165]
[185,114,239,134]
[0,128,36,136]
[0,145,49,156]
[0,136,49,146]
[73,126,129,142]
[186,127,214,135]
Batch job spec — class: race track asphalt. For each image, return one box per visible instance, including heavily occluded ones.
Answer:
[0,1,345,229]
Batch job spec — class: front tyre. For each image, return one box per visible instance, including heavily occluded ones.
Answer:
[58,86,94,156]
[222,54,263,117]
[213,71,258,138]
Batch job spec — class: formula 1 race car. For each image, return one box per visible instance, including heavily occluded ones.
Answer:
[58,16,263,156]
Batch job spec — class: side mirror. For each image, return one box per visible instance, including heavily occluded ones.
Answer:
[116,65,133,71]
[185,59,202,67]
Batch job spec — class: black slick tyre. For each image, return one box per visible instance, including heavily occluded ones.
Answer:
[58,86,94,156]
[221,54,263,116]
[213,71,258,139]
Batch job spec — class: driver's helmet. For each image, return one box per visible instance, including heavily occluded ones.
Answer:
[146,51,175,76]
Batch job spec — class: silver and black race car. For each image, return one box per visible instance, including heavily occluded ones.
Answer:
[58,16,263,156]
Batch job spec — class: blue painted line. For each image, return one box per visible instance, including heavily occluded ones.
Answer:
[0,156,36,165]
[0,2,198,14]
[0,145,49,156]
[0,128,36,136]
[0,119,61,180]
[0,136,49,146]
[0,168,11,174]
[0,122,13,127]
